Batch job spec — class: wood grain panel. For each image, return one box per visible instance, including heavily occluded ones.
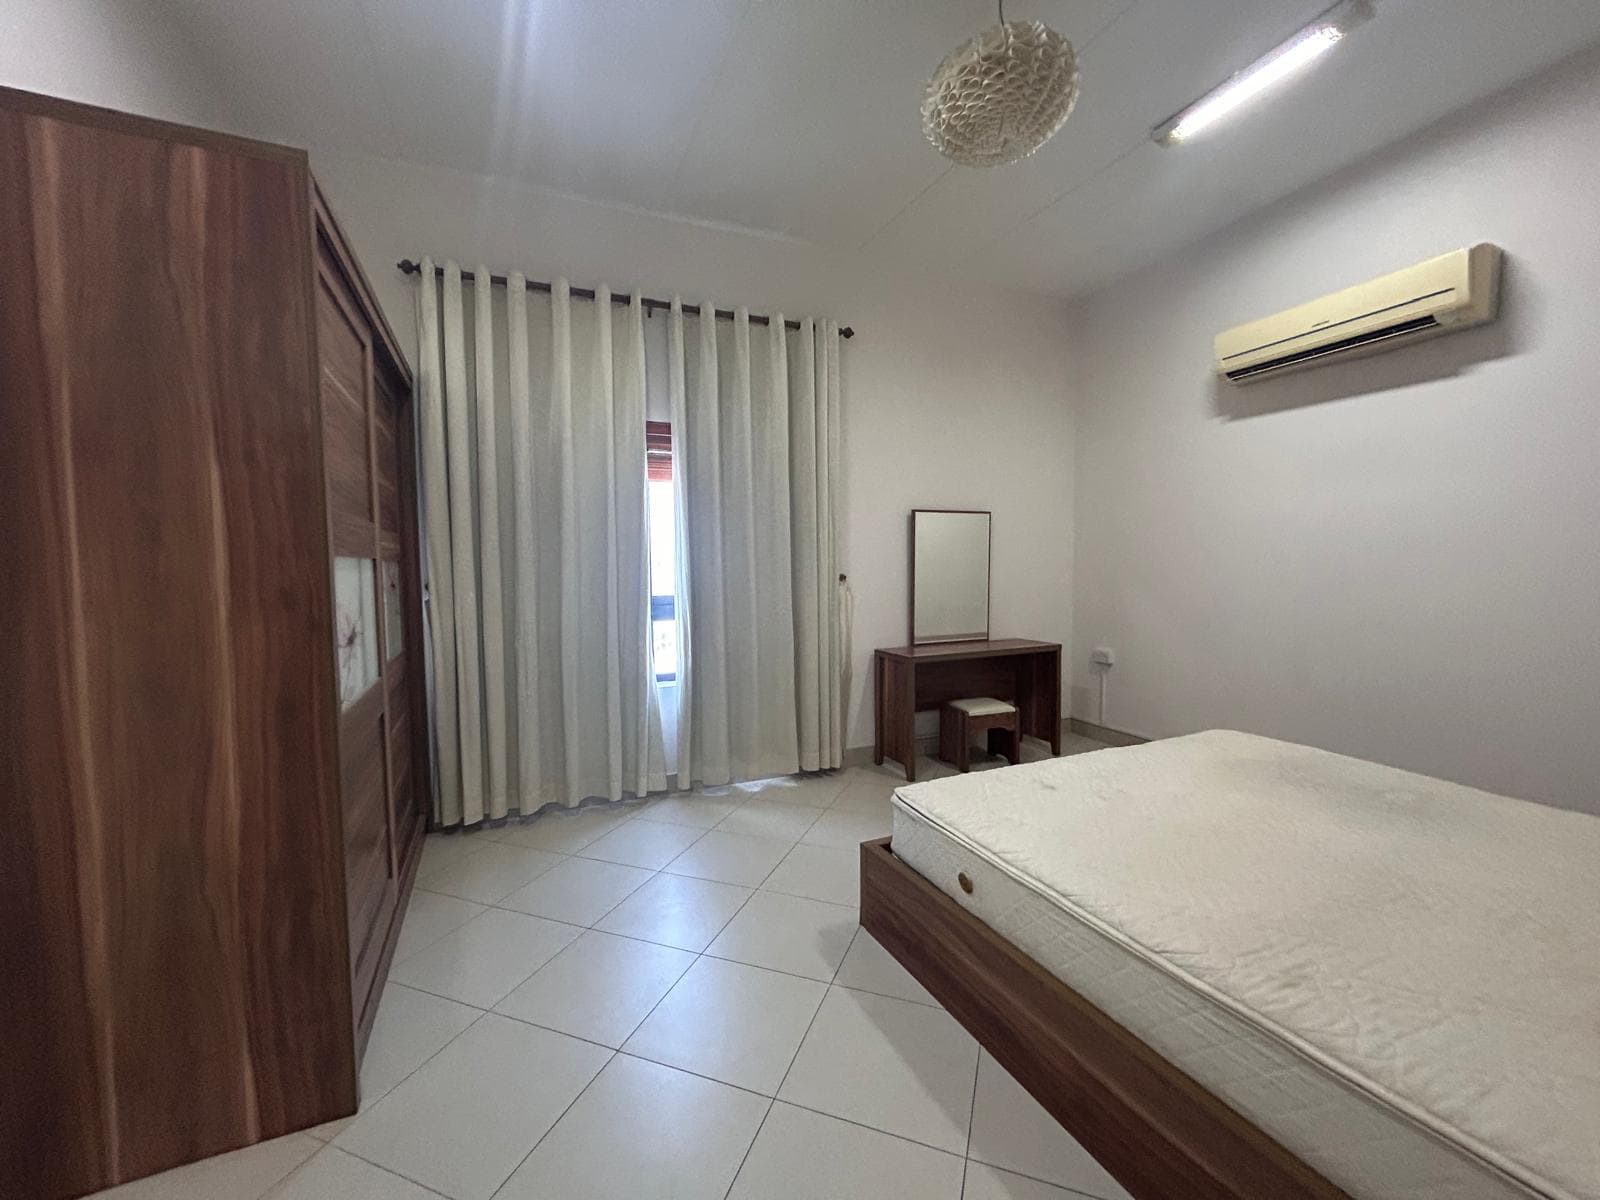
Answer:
[0,101,112,1200]
[340,686,391,975]
[860,839,1349,1200]
[318,278,377,560]
[0,89,353,1197]
[374,398,401,546]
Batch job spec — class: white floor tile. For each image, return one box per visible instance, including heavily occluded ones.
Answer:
[728,1102,964,1200]
[761,842,859,906]
[622,956,826,1095]
[497,856,653,926]
[492,807,633,854]
[90,1132,320,1200]
[577,819,705,869]
[716,799,823,840]
[828,773,898,812]
[779,986,978,1154]
[968,1052,1131,1199]
[595,872,752,952]
[495,930,695,1048]
[833,928,937,1006]
[390,908,581,1008]
[961,1162,1092,1200]
[855,757,945,785]
[706,890,856,981]
[665,829,793,887]
[801,806,892,848]
[335,1014,609,1200]
[632,793,743,828]
[358,984,478,1106]
[495,1054,767,1200]
[417,831,491,877]
[266,1145,439,1199]
[392,890,487,965]
[416,842,566,905]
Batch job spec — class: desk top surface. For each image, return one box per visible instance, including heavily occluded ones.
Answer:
[875,637,1060,663]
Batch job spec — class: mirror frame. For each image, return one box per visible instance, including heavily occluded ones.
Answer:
[909,508,992,646]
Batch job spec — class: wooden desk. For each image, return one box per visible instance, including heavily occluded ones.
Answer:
[874,638,1061,781]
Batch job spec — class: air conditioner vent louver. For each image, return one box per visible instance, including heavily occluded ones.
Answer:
[1215,245,1502,384]
[1224,316,1440,382]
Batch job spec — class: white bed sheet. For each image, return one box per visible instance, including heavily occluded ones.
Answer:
[890,730,1600,1200]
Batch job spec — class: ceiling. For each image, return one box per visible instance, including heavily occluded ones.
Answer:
[170,0,1600,297]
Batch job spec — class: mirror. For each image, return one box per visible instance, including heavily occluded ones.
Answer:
[910,509,991,644]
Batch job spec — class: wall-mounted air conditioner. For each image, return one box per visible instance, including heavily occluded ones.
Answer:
[1214,243,1503,384]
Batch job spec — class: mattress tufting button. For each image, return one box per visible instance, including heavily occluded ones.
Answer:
[957,872,973,894]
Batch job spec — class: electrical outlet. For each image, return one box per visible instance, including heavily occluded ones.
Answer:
[1091,646,1116,667]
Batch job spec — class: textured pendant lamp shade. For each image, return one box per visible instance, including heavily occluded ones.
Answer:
[923,18,1080,167]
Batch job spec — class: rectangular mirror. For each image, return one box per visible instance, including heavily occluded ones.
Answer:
[911,509,991,644]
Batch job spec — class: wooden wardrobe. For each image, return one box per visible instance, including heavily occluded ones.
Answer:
[0,86,430,1199]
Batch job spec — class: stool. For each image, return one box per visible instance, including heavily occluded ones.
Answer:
[940,697,1019,773]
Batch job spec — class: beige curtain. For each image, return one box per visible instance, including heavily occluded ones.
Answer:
[416,258,665,826]
[668,303,845,786]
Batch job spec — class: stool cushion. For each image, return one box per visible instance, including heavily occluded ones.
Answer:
[948,696,1016,717]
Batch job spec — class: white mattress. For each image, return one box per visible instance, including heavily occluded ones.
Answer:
[890,731,1600,1200]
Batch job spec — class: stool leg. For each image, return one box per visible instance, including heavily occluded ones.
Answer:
[956,717,971,773]
[940,706,956,768]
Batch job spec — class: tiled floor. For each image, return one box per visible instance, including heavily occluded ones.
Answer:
[94,737,1131,1200]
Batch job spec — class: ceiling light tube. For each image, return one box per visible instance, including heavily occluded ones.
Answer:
[1152,0,1374,146]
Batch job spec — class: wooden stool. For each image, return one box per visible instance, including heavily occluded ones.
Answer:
[940,697,1019,772]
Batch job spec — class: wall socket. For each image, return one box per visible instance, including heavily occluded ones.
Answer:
[1091,646,1116,667]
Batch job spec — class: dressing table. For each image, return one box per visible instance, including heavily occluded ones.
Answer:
[873,510,1062,781]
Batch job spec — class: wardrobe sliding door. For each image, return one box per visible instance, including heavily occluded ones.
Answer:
[315,230,425,1050]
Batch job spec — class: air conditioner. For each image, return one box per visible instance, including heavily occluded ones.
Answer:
[1214,244,1503,384]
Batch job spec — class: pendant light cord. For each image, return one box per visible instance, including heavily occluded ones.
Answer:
[998,0,1006,23]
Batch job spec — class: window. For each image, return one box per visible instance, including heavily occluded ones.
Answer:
[646,420,678,682]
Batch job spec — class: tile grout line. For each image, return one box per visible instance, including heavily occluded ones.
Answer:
[477,799,791,1200]
[285,1142,457,1199]
[217,777,886,1199]
[397,774,951,1197]
[485,1044,620,1200]
[962,1040,983,1191]
[719,922,838,1200]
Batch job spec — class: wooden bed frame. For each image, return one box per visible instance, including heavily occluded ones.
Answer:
[859,837,1351,1200]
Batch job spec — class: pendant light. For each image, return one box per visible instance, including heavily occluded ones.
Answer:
[922,0,1081,168]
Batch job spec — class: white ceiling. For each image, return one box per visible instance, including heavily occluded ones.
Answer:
[171,0,1600,297]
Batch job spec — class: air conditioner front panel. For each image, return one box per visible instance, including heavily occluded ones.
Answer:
[1214,244,1501,383]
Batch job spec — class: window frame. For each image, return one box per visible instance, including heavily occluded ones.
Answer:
[646,420,677,684]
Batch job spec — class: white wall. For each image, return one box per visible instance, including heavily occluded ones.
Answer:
[1068,47,1600,814]
[310,149,1078,753]
[2,0,237,130]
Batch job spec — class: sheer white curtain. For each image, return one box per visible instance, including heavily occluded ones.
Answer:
[417,257,665,826]
[667,302,845,786]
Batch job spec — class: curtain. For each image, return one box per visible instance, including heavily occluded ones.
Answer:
[416,257,665,826]
[668,303,845,785]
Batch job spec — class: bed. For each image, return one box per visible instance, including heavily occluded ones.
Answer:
[859,730,1599,1200]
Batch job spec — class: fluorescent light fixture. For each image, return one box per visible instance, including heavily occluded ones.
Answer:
[1153,0,1373,145]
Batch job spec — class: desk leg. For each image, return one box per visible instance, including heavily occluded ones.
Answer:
[873,655,884,766]
[902,663,918,782]
[1048,648,1062,755]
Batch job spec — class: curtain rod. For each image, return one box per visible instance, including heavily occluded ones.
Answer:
[397,259,854,340]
